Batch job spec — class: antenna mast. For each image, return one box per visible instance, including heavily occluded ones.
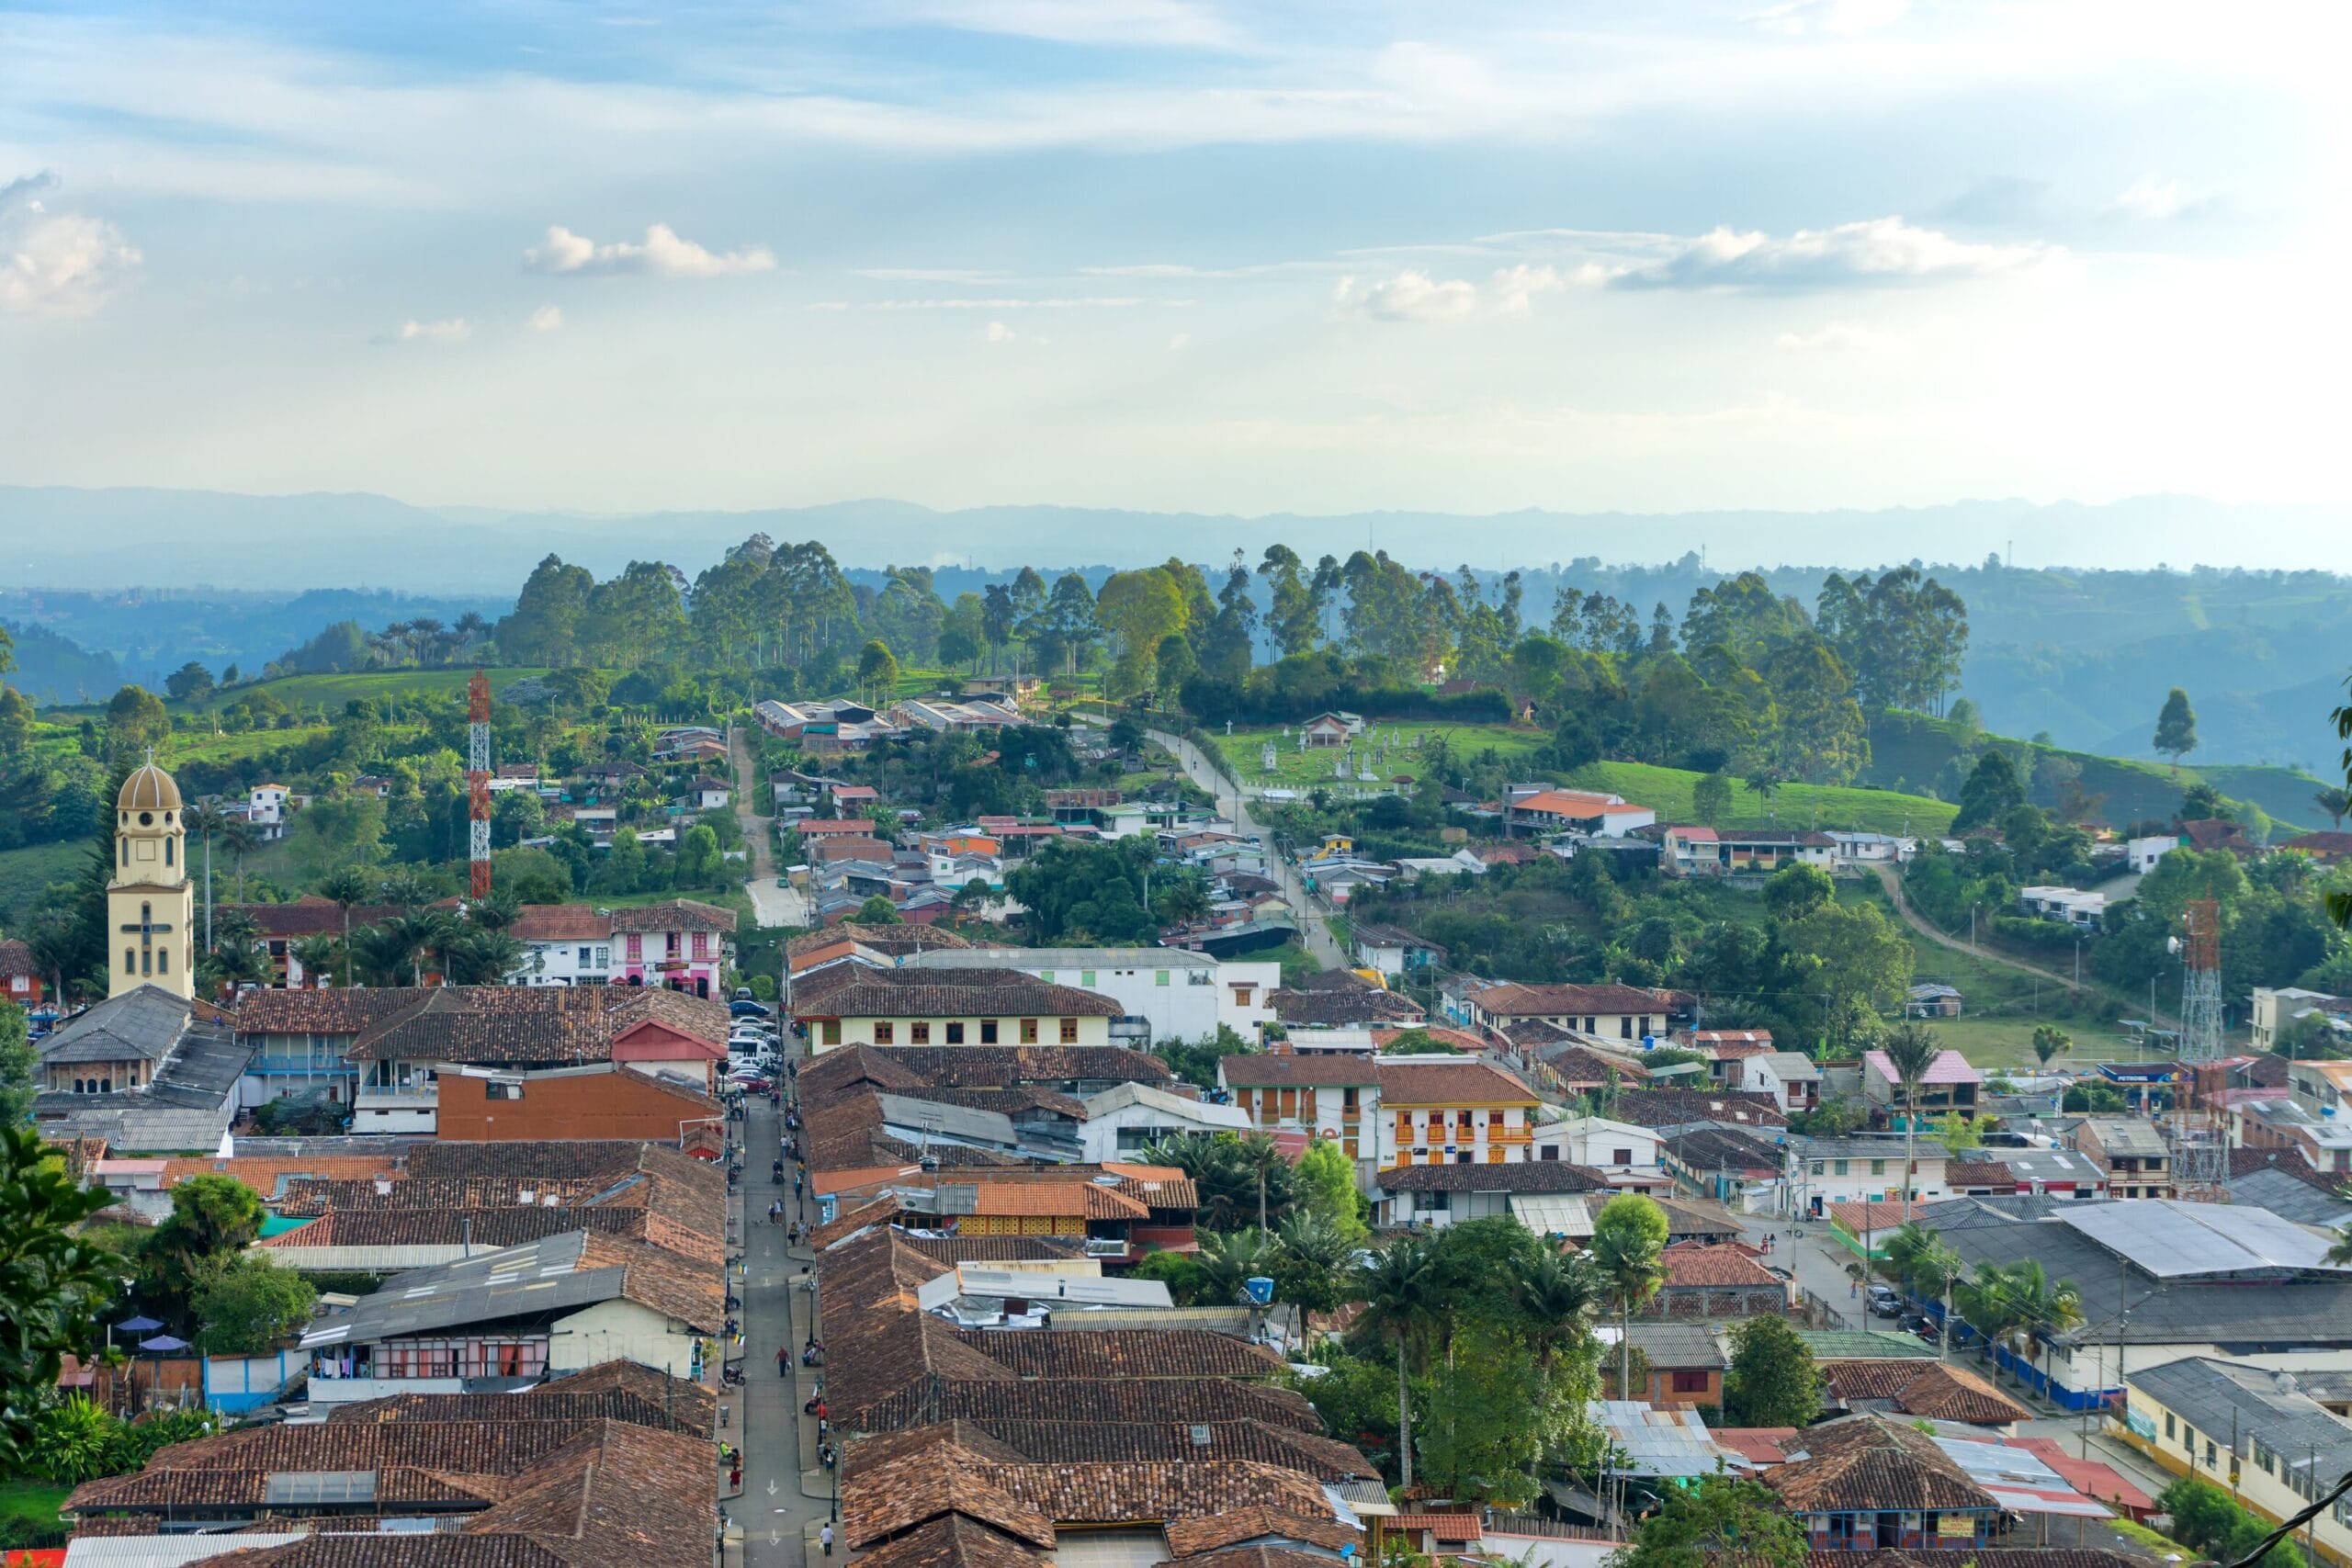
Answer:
[2171,897,2228,1201]
[468,669,493,899]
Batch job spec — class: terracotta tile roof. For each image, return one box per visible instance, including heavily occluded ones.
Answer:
[967,1419,1372,1479]
[1169,1547,1357,1568]
[848,1515,1054,1568]
[900,1235,1091,1265]
[1218,1055,1381,1089]
[950,1327,1284,1381]
[1472,981,1675,1017]
[153,1153,403,1196]
[224,898,407,940]
[509,904,613,942]
[233,986,435,1036]
[1945,1160,2017,1189]
[325,1361,715,1435]
[1162,1509,1363,1558]
[790,923,979,958]
[1763,1415,1996,1515]
[577,1231,726,1329]
[1821,1360,2029,1427]
[797,970,1122,1021]
[842,1439,1059,1549]
[1609,1088,1790,1128]
[63,1417,612,1515]
[1374,1059,1538,1106]
[1387,1515,1484,1541]
[1377,1161,1606,1194]
[975,1458,1340,1531]
[341,984,728,1064]
[0,937,36,977]
[856,1375,1324,1436]
[262,1205,704,1257]
[1270,987,1425,1027]
[1660,1243,1782,1289]
[607,898,738,933]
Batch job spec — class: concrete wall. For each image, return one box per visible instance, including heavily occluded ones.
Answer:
[549,1297,700,1379]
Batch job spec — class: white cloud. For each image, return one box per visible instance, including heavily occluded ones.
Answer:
[1745,0,1910,36]
[1611,217,2055,290]
[1333,270,1479,322]
[524,222,775,278]
[1775,321,1895,351]
[2102,175,2214,221]
[1335,264,1575,322]
[398,317,471,342]
[526,304,564,333]
[1168,332,1190,351]
[888,0,1241,51]
[0,171,141,319]
[983,320,1017,344]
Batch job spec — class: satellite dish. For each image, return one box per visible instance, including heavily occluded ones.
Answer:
[2166,936,2182,955]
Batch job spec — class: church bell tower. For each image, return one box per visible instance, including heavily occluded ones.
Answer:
[109,757,196,1000]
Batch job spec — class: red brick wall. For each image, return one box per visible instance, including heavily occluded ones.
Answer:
[436,1071,713,1142]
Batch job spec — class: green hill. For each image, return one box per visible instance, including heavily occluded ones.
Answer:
[1862,711,2331,836]
[1566,760,1956,837]
[175,667,552,716]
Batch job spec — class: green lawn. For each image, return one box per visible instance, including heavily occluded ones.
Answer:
[175,667,552,717]
[0,1477,68,1539]
[1224,721,1549,790]
[0,839,88,923]
[160,723,334,766]
[1570,760,1958,837]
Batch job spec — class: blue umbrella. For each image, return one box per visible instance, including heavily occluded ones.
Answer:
[137,1334,190,1352]
[118,1315,164,1334]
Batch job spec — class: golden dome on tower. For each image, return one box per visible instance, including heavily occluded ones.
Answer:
[119,762,185,814]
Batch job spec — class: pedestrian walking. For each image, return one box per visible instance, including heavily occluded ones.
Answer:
[820,1523,834,1557]
[776,1345,788,1376]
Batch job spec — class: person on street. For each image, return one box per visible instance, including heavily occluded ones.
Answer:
[820,1523,834,1557]
[776,1345,789,1376]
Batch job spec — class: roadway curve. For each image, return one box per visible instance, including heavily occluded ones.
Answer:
[1147,728,1349,971]
[1870,863,2086,994]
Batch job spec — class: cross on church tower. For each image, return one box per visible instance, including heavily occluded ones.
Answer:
[121,900,174,977]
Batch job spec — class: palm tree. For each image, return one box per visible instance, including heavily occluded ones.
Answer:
[289,935,340,988]
[217,813,256,903]
[184,795,232,952]
[2316,786,2352,830]
[1882,1021,1941,1223]
[1510,1248,1601,1375]
[385,908,455,987]
[318,864,379,987]
[447,926,525,986]
[1193,1229,1280,1307]
[1355,1238,1438,1490]
[1998,1259,2084,1394]
[348,921,415,987]
[1589,1198,1668,1403]
[1237,1132,1285,1236]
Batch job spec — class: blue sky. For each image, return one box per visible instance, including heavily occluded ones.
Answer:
[0,0,2344,520]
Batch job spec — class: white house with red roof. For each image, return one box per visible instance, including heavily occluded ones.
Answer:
[507,904,617,987]
[1508,787,1657,838]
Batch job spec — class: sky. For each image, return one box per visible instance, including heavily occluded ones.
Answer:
[1,0,2347,525]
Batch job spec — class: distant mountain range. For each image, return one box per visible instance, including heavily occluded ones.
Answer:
[5,484,2350,591]
[3,485,2347,772]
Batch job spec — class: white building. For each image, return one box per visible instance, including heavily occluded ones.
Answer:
[509,905,616,986]
[2128,834,2183,874]
[1530,1114,1664,1180]
[1078,1081,1252,1162]
[2019,886,2109,929]
[248,783,294,841]
[901,946,1279,1045]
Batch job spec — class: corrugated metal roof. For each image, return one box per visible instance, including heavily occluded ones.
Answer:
[62,1534,305,1566]
[2061,1199,2346,1279]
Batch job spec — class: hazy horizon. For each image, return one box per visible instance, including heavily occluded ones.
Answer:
[4,2,2347,526]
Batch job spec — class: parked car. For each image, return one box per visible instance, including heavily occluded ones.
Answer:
[729,998,772,1019]
[1867,1285,1903,1318]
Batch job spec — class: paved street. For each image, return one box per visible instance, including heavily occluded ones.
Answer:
[1148,728,1349,971]
[732,727,811,929]
[734,1089,828,1568]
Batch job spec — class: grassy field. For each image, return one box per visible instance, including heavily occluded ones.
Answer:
[0,1477,68,1539]
[0,839,87,923]
[171,667,553,717]
[1830,883,2176,1071]
[1224,721,1549,789]
[1570,760,1958,837]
